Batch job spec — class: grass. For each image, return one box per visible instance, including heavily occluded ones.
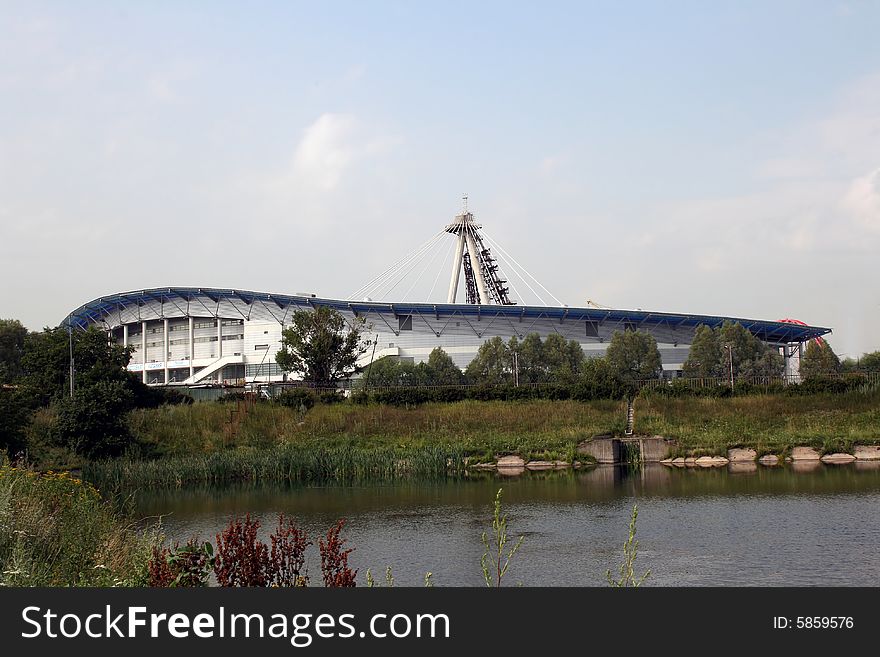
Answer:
[635,390,880,456]
[0,463,157,586]
[69,391,880,491]
[84,442,468,492]
[128,398,626,461]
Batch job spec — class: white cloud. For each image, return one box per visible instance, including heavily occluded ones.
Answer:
[291,113,361,191]
[842,167,880,232]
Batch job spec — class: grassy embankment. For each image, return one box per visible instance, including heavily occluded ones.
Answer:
[637,391,880,456]
[0,463,156,586]
[80,391,880,490]
[84,399,624,490]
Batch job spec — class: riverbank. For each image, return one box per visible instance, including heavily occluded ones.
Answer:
[75,391,880,490]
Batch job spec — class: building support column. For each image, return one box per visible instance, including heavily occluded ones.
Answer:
[217,318,223,383]
[447,233,466,303]
[123,324,128,350]
[141,321,147,384]
[188,317,194,378]
[163,318,169,385]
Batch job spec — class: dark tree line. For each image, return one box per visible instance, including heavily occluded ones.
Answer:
[0,320,187,459]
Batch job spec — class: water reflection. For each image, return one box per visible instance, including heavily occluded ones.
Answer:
[136,463,880,587]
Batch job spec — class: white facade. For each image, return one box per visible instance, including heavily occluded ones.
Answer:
[67,288,830,386]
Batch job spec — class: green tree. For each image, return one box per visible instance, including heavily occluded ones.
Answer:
[717,321,783,378]
[800,340,841,379]
[0,387,31,455]
[843,351,880,372]
[682,325,723,378]
[683,321,783,380]
[276,307,367,384]
[425,347,464,385]
[465,336,512,384]
[605,330,662,382]
[0,318,28,384]
[508,333,546,384]
[21,326,133,406]
[573,357,628,400]
[363,355,403,387]
[542,333,584,383]
[861,352,880,371]
[53,380,135,458]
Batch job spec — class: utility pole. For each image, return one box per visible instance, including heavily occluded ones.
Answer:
[68,322,75,398]
[724,343,734,389]
[364,334,379,390]
[513,351,519,387]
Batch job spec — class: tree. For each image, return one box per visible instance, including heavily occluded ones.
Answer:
[0,387,30,455]
[717,321,783,378]
[683,321,783,380]
[542,333,584,383]
[21,326,133,406]
[605,330,662,382]
[276,307,367,384]
[0,319,28,385]
[573,357,628,400]
[425,347,464,385]
[465,336,513,384]
[53,380,135,458]
[508,333,546,384]
[683,325,723,378]
[800,340,841,379]
[843,351,880,372]
[362,355,403,387]
[861,352,880,371]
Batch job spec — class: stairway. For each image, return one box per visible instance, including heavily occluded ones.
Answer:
[625,399,635,436]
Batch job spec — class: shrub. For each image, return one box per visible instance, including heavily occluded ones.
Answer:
[432,387,468,403]
[53,381,135,458]
[319,519,357,587]
[269,514,310,587]
[148,539,214,587]
[218,391,248,403]
[275,388,317,411]
[790,377,849,395]
[215,514,269,587]
[371,387,434,406]
[318,390,345,405]
[214,513,311,587]
[0,387,31,455]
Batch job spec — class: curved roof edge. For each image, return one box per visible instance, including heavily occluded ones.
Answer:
[63,286,832,345]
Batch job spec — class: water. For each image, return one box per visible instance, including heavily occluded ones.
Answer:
[134,462,880,586]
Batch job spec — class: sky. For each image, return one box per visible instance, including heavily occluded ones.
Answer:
[1,0,879,357]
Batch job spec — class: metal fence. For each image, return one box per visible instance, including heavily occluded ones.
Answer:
[175,370,880,400]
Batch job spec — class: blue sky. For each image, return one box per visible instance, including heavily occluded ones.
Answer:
[1,1,879,356]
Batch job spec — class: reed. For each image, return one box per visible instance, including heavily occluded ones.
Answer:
[84,442,468,493]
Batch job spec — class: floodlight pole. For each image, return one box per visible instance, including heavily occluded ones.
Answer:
[68,321,75,398]
[724,344,734,389]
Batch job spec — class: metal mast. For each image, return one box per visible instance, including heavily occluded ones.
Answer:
[444,197,514,305]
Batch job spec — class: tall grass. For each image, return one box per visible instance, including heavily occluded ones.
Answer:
[128,399,624,455]
[636,390,880,455]
[84,442,468,493]
[0,463,157,586]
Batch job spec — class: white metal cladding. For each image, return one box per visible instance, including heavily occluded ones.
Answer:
[76,287,831,385]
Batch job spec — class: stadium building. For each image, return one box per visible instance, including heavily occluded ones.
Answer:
[63,206,832,386]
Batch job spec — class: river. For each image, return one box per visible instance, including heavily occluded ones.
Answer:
[135,462,880,586]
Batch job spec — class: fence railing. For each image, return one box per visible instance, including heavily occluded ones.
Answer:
[187,370,880,398]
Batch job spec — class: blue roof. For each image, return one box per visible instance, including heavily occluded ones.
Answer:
[64,286,832,345]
